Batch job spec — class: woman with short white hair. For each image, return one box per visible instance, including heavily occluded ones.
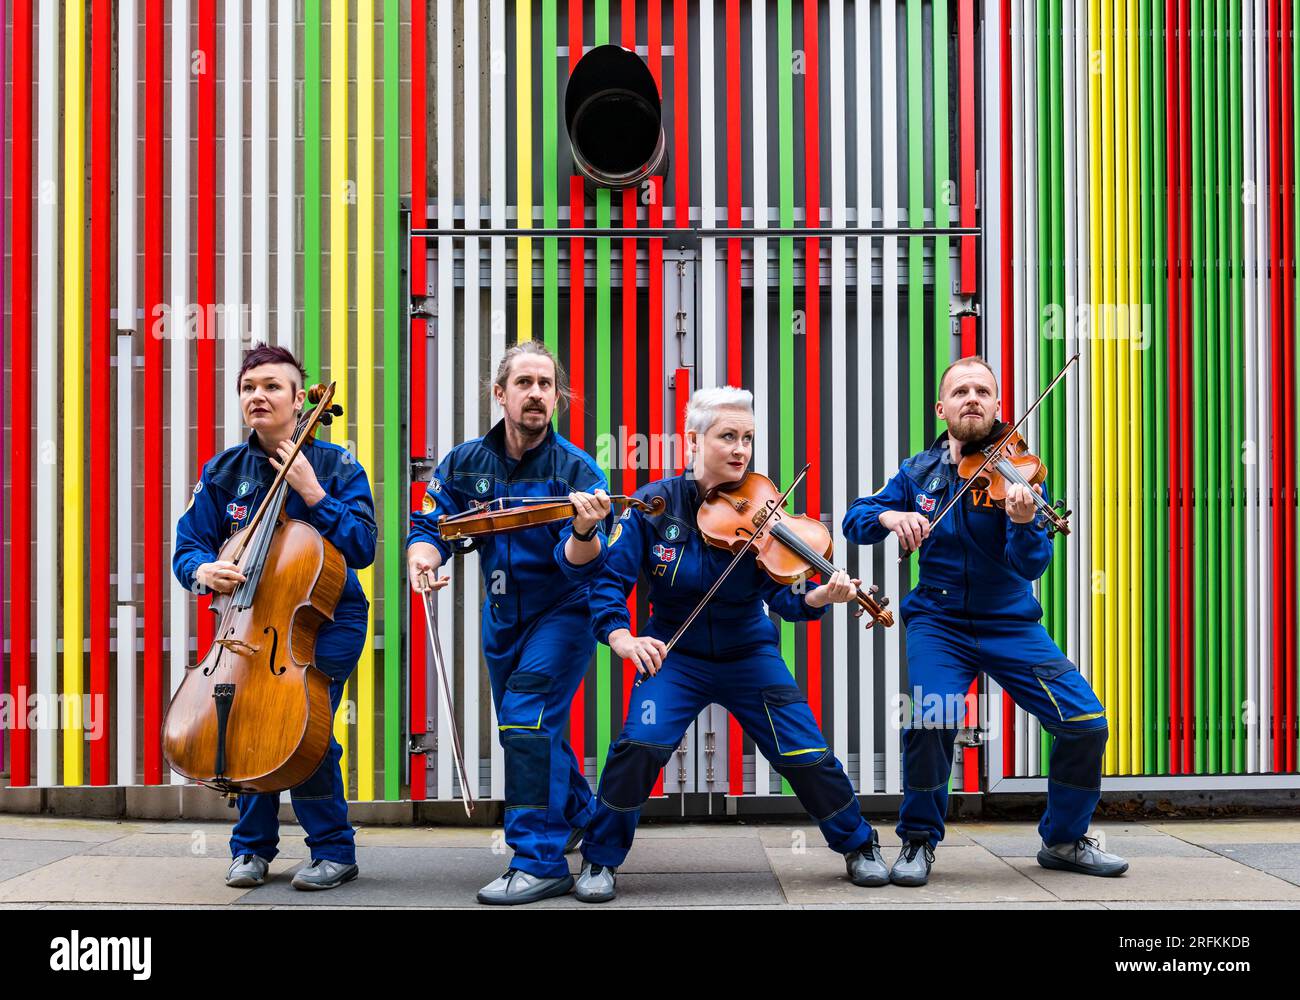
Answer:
[572,386,891,903]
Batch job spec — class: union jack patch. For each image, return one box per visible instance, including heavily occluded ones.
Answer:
[917,494,937,514]
[652,543,677,563]
[226,502,249,521]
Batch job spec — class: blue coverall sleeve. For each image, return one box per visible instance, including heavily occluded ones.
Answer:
[588,509,646,646]
[761,575,830,623]
[552,465,613,582]
[305,461,378,570]
[172,463,223,593]
[842,468,915,545]
[407,451,463,562]
[1003,478,1054,581]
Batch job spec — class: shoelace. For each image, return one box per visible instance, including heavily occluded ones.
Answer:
[902,841,934,864]
[1074,835,1102,858]
[588,864,606,876]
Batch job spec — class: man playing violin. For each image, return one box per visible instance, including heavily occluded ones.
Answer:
[843,355,1127,886]
[173,344,378,891]
[407,340,613,905]
[572,386,893,904]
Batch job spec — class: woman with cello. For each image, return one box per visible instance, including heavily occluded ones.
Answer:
[573,386,895,904]
[172,344,377,892]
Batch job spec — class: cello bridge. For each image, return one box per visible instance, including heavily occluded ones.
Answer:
[215,637,261,657]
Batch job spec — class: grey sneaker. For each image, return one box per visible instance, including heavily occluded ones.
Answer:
[890,839,935,887]
[563,824,587,855]
[1037,836,1129,877]
[291,858,359,891]
[226,853,269,888]
[845,831,890,887]
[574,862,617,903]
[476,868,574,905]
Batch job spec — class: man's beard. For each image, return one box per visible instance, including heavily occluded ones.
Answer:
[948,409,996,443]
[510,406,551,437]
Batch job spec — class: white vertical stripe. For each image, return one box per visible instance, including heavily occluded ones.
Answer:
[462,0,481,802]
[879,0,902,795]
[698,0,718,389]
[276,0,295,349]
[436,0,455,803]
[1010,0,1027,775]
[828,0,849,779]
[35,2,60,787]
[1243,0,1259,771]
[751,0,770,796]
[1075,0,1092,722]
[117,0,140,785]
[170,0,192,784]
[251,0,270,347]
[224,0,244,448]
[489,0,507,800]
[853,0,874,793]
[1062,0,1079,678]
[1254,0,1271,772]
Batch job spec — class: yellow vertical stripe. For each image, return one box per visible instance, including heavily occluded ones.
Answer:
[62,0,86,785]
[516,0,533,339]
[1100,0,1118,775]
[1089,1,1106,735]
[356,0,375,800]
[331,0,351,796]
[1114,0,1131,774]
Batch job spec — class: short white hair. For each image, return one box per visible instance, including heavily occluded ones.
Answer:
[684,386,754,435]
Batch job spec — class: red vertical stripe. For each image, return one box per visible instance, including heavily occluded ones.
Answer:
[958,0,977,357]
[1166,0,1182,773]
[648,3,665,486]
[1179,0,1193,774]
[999,0,1015,778]
[90,0,112,785]
[569,174,586,775]
[1270,0,1284,771]
[674,0,690,230]
[9,0,32,787]
[1279,0,1289,769]
[726,0,742,386]
[143,0,165,785]
[802,0,823,728]
[195,0,216,658]
[409,0,429,800]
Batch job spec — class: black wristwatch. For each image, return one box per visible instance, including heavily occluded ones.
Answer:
[572,522,600,542]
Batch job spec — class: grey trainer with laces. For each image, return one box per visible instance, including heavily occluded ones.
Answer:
[1037,836,1129,877]
[890,839,935,887]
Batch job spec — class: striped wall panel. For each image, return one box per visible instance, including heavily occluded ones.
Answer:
[1,1,1297,807]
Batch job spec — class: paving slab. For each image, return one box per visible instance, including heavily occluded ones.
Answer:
[0,816,144,843]
[767,845,1059,906]
[353,826,500,848]
[0,855,297,905]
[1100,900,1300,910]
[756,824,977,850]
[1201,843,1300,872]
[965,834,1214,859]
[84,833,308,860]
[0,840,87,883]
[1005,856,1300,902]
[617,835,771,873]
[1150,820,1300,845]
[1264,869,1300,886]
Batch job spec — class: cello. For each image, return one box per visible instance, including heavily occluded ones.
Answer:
[162,382,347,797]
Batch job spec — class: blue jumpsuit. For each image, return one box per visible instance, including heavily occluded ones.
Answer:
[173,433,377,866]
[581,471,876,869]
[842,432,1108,850]
[408,420,610,880]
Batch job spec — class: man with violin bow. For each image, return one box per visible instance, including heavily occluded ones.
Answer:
[407,340,625,905]
[843,354,1127,887]
[172,344,378,891]
[572,386,898,904]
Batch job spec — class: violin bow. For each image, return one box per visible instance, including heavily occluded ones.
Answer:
[901,352,1079,563]
[418,581,476,817]
[660,464,810,658]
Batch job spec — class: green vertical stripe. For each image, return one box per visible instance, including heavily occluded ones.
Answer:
[382,0,401,800]
[542,0,559,357]
[594,3,612,777]
[779,0,795,795]
[906,0,923,606]
[1036,0,1051,774]
[1213,0,1230,773]
[1202,0,1220,772]
[1190,0,1205,773]
[304,0,322,381]
[932,0,950,392]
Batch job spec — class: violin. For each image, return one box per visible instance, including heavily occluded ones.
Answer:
[437,493,666,542]
[659,465,893,656]
[162,383,346,797]
[957,423,1072,536]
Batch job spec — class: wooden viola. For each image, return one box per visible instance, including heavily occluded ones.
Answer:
[437,493,665,542]
[162,383,347,797]
[695,469,894,629]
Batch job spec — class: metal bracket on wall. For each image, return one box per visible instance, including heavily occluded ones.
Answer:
[408,733,437,755]
[949,293,980,319]
[409,458,437,481]
[410,295,438,321]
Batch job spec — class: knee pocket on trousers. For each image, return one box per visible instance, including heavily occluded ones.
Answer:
[1032,658,1107,724]
[291,752,337,801]
[1045,724,1107,790]
[772,751,856,822]
[904,728,958,792]
[600,740,675,811]
[503,731,551,810]
[499,671,553,732]
[760,685,829,761]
